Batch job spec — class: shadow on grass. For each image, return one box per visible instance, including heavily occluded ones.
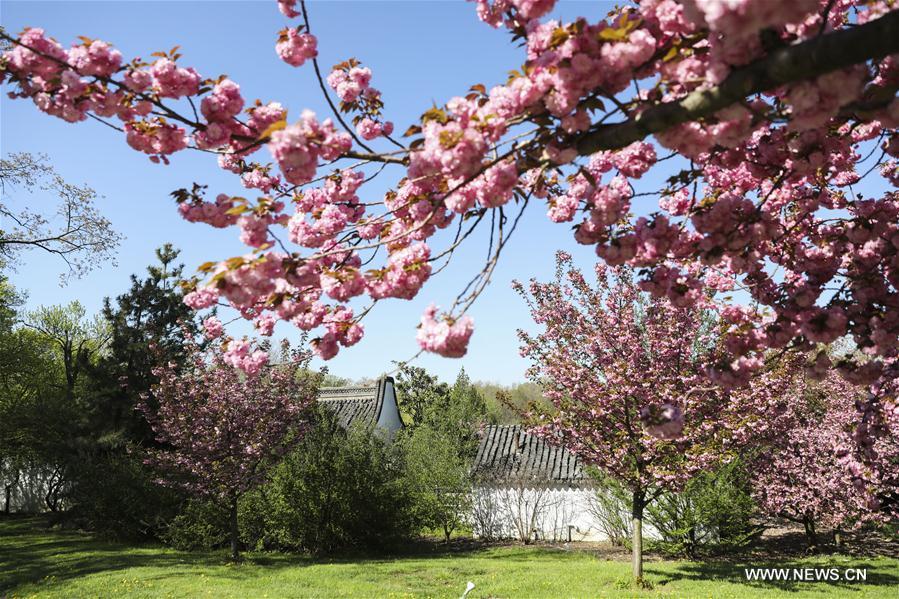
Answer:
[648,560,899,593]
[0,516,506,592]
[0,516,230,593]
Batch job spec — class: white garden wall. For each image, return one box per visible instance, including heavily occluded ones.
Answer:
[470,486,660,543]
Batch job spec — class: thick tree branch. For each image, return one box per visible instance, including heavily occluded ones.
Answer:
[576,10,899,156]
[343,149,407,165]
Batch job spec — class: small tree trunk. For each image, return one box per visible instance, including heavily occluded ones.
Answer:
[45,468,62,512]
[229,495,240,561]
[4,469,17,514]
[685,526,697,559]
[803,516,817,550]
[444,523,451,543]
[631,490,645,581]
[833,528,843,549]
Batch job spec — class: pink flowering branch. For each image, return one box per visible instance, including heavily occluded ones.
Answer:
[297,0,374,153]
[1,0,898,403]
[576,9,899,155]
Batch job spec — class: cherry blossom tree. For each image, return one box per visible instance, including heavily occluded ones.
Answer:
[753,371,899,549]
[514,251,794,580]
[1,2,897,452]
[140,337,318,560]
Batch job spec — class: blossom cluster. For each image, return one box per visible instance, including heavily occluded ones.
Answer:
[416,304,475,358]
[327,59,394,141]
[222,338,270,376]
[276,27,317,67]
[269,110,352,185]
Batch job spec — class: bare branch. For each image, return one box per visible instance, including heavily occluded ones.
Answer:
[0,152,122,282]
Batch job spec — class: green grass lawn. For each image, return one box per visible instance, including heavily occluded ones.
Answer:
[2,517,898,598]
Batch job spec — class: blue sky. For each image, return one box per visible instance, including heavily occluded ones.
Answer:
[5,1,885,385]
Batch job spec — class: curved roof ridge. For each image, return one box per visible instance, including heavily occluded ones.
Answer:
[315,377,397,430]
[372,376,386,424]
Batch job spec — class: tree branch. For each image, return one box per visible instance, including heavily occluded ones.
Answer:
[299,0,374,153]
[576,9,899,156]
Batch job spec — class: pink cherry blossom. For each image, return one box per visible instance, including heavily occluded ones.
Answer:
[183,287,219,310]
[416,304,474,358]
[202,316,224,339]
[67,39,122,77]
[222,338,270,376]
[277,0,301,18]
[254,312,277,336]
[268,110,351,185]
[276,28,317,67]
[149,58,200,98]
[356,117,393,140]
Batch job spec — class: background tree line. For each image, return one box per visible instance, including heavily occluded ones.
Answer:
[0,244,195,536]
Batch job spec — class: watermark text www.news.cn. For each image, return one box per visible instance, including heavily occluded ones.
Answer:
[744,567,868,582]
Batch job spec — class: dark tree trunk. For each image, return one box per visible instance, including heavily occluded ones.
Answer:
[803,516,818,550]
[4,469,17,514]
[685,526,697,559]
[45,467,62,512]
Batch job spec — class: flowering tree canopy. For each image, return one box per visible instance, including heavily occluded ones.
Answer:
[516,252,795,487]
[514,251,795,577]
[1,0,897,402]
[140,336,318,559]
[753,372,899,544]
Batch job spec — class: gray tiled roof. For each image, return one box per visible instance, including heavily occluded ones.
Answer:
[317,383,383,429]
[472,425,590,488]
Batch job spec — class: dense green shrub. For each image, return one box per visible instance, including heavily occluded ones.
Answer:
[156,408,428,555]
[242,408,418,555]
[646,460,761,557]
[162,498,228,551]
[694,461,762,550]
[65,448,184,540]
[237,488,271,551]
[400,424,472,542]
